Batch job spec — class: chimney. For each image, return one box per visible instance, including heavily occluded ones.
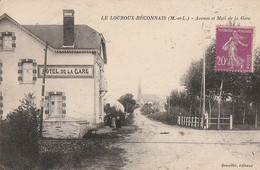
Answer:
[63,10,74,47]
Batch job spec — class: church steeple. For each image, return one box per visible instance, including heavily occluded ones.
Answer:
[137,81,142,101]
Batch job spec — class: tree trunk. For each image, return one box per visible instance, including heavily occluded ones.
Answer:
[255,109,258,128]
[243,102,246,125]
[209,99,212,118]
[243,107,246,125]
[256,84,260,129]
[189,104,192,117]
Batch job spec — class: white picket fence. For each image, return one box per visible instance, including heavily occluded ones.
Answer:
[177,115,233,130]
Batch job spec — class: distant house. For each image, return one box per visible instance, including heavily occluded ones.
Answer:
[104,95,124,112]
[0,10,108,138]
[137,83,166,112]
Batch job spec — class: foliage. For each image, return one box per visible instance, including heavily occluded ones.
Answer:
[179,41,260,125]
[141,104,185,125]
[118,93,136,113]
[104,104,125,126]
[104,104,135,126]
[0,93,40,169]
[165,90,194,116]
[140,103,158,115]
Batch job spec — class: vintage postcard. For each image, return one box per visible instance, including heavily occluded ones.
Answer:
[0,0,259,169]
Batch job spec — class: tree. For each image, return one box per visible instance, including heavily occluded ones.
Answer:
[181,40,260,125]
[118,93,136,113]
[140,103,154,115]
[0,93,40,169]
[247,48,260,126]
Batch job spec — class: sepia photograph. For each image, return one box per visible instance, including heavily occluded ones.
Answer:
[0,0,259,169]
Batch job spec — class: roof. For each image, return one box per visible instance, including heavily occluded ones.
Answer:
[23,25,101,49]
[141,94,167,104]
[105,96,125,112]
[0,13,107,63]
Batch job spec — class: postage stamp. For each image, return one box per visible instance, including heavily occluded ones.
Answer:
[216,26,254,72]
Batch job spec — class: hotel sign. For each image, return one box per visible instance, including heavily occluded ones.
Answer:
[38,65,94,78]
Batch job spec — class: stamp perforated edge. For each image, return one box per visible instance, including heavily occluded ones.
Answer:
[215,25,256,73]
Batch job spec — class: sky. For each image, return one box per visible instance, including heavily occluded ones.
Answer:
[1,0,259,99]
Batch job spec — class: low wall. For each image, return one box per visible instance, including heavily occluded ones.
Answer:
[43,120,90,138]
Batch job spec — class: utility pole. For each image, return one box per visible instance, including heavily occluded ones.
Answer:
[202,49,206,118]
[218,79,223,130]
[201,21,211,128]
[168,95,171,115]
[39,42,48,137]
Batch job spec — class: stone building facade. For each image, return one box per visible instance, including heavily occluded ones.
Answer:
[0,10,108,138]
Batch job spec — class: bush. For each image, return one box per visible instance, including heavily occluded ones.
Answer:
[118,93,136,113]
[141,104,186,125]
[0,93,40,169]
[104,105,134,127]
[141,103,160,115]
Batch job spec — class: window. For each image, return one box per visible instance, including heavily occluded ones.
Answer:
[18,59,37,83]
[0,32,16,51]
[45,92,66,118]
[49,94,62,115]
[3,36,12,50]
[22,62,33,82]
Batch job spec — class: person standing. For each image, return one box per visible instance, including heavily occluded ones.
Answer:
[116,115,121,128]
[111,117,116,129]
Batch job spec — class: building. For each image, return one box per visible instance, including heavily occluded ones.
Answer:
[0,10,108,138]
[137,83,166,112]
[104,95,124,112]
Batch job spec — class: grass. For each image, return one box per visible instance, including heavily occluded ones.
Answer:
[38,125,138,169]
[37,112,137,169]
[0,112,137,169]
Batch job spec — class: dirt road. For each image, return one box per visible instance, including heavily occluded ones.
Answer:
[114,109,260,170]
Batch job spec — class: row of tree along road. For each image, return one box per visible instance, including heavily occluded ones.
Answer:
[141,41,260,130]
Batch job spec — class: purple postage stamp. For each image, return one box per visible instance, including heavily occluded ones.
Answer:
[216,26,254,72]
